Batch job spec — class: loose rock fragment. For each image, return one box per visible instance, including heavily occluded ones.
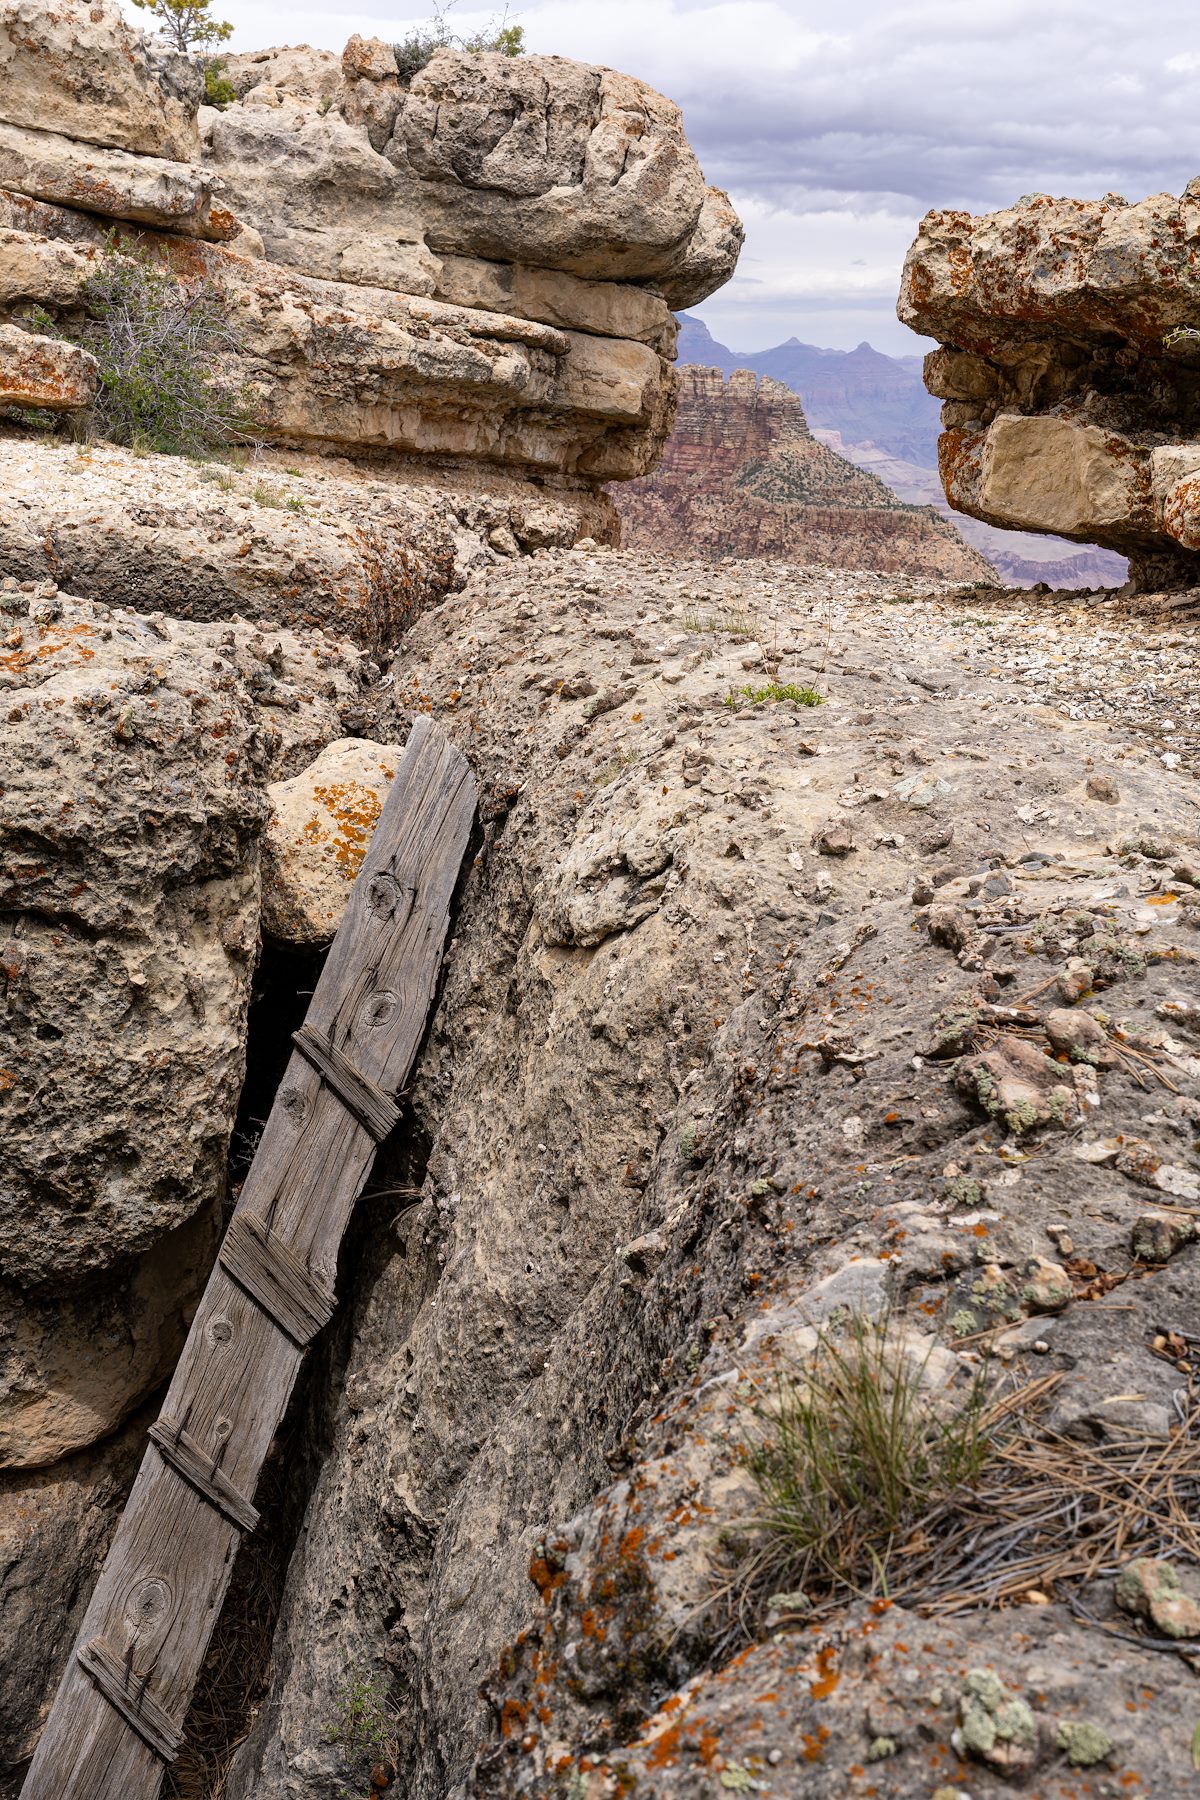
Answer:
[262,737,400,946]
[1044,1005,1114,1066]
[1116,1558,1200,1640]
[956,1036,1078,1134]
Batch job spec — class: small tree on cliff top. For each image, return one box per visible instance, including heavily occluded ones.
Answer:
[395,2,524,81]
[130,0,232,55]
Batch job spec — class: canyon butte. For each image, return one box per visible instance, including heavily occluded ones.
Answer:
[0,6,1199,1800]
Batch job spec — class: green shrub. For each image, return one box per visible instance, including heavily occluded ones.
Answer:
[322,1661,396,1789]
[724,681,824,708]
[202,57,236,105]
[129,0,232,53]
[741,1312,995,1615]
[54,238,252,456]
[395,1,524,81]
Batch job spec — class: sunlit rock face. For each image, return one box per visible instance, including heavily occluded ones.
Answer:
[900,184,1200,589]
[0,8,743,484]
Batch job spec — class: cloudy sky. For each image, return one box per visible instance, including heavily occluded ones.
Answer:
[214,0,1199,356]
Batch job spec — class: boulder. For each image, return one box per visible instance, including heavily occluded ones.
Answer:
[938,412,1153,540]
[387,52,730,286]
[201,45,740,324]
[0,0,201,162]
[658,181,744,311]
[261,737,400,944]
[201,100,440,296]
[0,586,378,1464]
[0,214,99,305]
[220,43,342,102]
[900,184,1200,587]
[0,321,96,409]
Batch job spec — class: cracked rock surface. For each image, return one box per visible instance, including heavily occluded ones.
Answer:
[220,548,1200,1800]
[0,584,383,1469]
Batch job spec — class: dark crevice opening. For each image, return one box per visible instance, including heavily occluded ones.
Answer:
[227,935,327,1193]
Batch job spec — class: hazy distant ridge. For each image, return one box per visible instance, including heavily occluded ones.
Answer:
[678,314,939,466]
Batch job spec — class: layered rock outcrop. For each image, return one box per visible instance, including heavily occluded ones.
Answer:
[0,4,741,490]
[16,9,1200,1800]
[208,38,739,319]
[0,438,605,653]
[618,367,995,580]
[900,185,1200,589]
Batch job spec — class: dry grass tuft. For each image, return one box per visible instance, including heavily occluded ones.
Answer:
[734,1313,999,1630]
[734,1314,1200,1643]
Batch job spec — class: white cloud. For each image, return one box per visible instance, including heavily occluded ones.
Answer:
[198,0,1200,354]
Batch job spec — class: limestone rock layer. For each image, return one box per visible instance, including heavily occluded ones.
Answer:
[0,7,743,486]
[900,185,1200,588]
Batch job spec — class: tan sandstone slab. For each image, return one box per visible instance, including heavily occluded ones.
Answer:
[0,120,239,239]
[0,321,95,409]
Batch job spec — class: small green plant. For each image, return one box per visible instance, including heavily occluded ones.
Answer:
[286,493,306,512]
[202,57,236,105]
[45,236,253,455]
[395,1,524,80]
[594,747,638,786]
[253,480,283,507]
[130,0,232,52]
[682,604,757,637]
[323,1662,396,1784]
[1164,325,1200,350]
[724,681,823,708]
[199,463,237,490]
[740,1312,996,1615]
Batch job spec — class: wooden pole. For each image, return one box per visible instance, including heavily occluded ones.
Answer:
[22,716,475,1800]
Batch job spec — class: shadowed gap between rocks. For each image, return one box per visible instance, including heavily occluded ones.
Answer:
[162,821,483,1797]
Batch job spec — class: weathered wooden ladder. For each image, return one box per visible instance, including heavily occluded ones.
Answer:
[22,717,475,1800]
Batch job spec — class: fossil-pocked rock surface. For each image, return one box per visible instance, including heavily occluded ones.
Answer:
[0,437,609,651]
[900,184,1200,590]
[0,0,202,162]
[219,547,1200,1800]
[0,586,387,1470]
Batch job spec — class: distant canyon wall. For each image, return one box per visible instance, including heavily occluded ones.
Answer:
[679,315,1129,589]
[616,365,995,583]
